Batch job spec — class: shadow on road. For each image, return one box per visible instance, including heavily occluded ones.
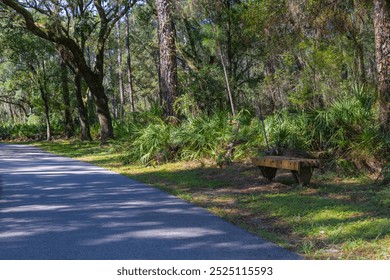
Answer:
[0,144,301,260]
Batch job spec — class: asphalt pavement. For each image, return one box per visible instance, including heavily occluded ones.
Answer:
[0,144,301,260]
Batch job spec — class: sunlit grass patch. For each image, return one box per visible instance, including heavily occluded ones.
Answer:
[342,238,390,259]
[32,140,390,259]
[35,140,104,158]
[334,218,390,241]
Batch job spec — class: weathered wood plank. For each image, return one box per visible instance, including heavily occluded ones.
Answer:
[252,156,319,172]
[251,156,320,186]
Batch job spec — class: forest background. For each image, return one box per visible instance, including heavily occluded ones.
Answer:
[0,0,389,172]
[0,0,389,259]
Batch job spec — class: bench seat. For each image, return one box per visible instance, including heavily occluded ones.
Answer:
[252,156,320,185]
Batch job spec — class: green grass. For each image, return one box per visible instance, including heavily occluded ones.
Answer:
[33,140,390,260]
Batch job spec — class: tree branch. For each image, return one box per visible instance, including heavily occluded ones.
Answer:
[0,96,30,116]
[2,0,97,81]
[2,0,52,41]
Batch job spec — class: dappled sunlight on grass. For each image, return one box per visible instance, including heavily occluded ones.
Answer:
[33,140,390,259]
[335,218,390,241]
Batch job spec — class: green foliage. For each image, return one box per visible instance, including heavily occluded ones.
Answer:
[375,184,390,208]
[385,163,390,183]
[120,111,234,164]
[117,82,385,172]
[1,0,387,173]
[178,112,232,160]
[267,111,311,150]
[129,123,172,165]
[0,121,45,140]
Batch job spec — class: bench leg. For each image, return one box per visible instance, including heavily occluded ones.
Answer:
[291,167,313,186]
[260,167,277,181]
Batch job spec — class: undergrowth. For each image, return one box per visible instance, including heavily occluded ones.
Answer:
[112,91,388,174]
[2,86,389,173]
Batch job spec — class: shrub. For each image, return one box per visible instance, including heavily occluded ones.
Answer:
[266,111,311,151]
[124,120,179,165]
[110,85,387,172]
[177,112,233,161]
[0,121,45,140]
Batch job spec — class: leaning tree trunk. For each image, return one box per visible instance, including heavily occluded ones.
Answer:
[80,52,114,143]
[156,0,178,118]
[91,46,115,143]
[90,82,114,144]
[218,45,236,117]
[373,0,390,134]
[59,44,114,143]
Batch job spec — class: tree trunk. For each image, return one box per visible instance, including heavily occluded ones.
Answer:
[108,53,118,119]
[373,0,390,134]
[90,81,114,144]
[74,72,92,141]
[219,46,236,117]
[225,0,233,78]
[116,20,125,118]
[39,83,52,141]
[1,0,113,143]
[32,60,52,141]
[59,44,114,143]
[156,0,178,118]
[79,52,114,143]
[60,60,74,138]
[8,103,15,122]
[355,41,366,83]
[92,45,115,143]
[125,13,135,113]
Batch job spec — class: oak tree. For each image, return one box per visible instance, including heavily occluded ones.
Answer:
[1,0,137,142]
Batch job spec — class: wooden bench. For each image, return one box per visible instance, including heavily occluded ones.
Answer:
[252,156,320,185]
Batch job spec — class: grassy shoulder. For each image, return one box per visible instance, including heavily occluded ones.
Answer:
[34,140,390,260]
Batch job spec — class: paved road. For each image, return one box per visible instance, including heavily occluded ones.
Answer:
[0,144,301,260]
